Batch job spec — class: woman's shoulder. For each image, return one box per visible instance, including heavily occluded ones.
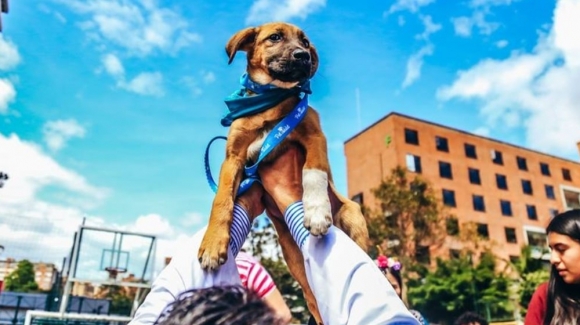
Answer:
[534,282,549,296]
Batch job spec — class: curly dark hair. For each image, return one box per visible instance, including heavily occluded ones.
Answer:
[154,285,284,325]
[453,312,488,325]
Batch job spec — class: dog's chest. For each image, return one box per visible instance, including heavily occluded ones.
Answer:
[247,126,289,163]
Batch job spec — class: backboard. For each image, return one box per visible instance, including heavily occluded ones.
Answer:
[59,224,157,315]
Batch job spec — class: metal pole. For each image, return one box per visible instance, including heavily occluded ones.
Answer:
[12,295,22,325]
[59,226,83,314]
[140,238,155,281]
[115,234,123,271]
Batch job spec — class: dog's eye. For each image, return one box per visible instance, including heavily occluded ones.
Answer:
[268,34,282,42]
[302,38,310,48]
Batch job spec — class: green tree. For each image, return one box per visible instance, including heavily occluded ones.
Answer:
[97,285,134,316]
[245,217,309,324]
[4,260,39,292]
[408,251,514,325]
[509,246,549,316]
[365,166,446,265]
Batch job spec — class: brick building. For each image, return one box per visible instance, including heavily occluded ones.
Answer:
[344,112,580,262]
[0,258,58,291]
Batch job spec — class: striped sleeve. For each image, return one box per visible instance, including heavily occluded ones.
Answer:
[236,253,276,298]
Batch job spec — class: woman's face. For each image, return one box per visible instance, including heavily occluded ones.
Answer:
[385,272,402,297]
[548,231,580,284]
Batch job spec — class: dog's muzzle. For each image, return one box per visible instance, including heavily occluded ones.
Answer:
[269,58,311,82]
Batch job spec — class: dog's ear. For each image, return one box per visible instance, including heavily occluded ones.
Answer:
[308,44,319,77]
[225,27,256,65]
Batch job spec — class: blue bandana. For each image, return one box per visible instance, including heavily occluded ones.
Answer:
[220,73,311,127]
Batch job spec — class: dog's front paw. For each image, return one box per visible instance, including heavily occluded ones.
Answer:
[303,169,332,236]
[198,231,230,271]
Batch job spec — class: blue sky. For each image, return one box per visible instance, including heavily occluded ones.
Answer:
[1,0,579,273]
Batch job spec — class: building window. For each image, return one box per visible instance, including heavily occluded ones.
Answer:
[563,189,580,210]
[435,136,449,152]
[415,246,431,264]
[496,174,508,190]
[477,223,489,239]
[442,189,456,207]
[562,168,572,181]
[526,229,548,255]
[351,193,363,205]
[550,209,559,219]
[439,161,453,179]
[505,227,517,243]
[405,128,419,145]
[446,217,459,236]
[500,200,513,216]
[491,150,503,165]
[406,154,422,173]
[468,168,481,185]
[522,180,533,195]
[473,195,486,212]
[527,204,538,220]
[464,143,477,159]
[517,156,528,171]
[545,185,555,200]
[540,163,551,176]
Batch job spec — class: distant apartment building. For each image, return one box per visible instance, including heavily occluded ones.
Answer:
[0,258,58,291]
[344,112,580,262]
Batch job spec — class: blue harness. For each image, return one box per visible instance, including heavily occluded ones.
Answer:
[204,74,311,197]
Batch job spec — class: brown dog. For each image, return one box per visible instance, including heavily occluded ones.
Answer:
[198,22,369,324]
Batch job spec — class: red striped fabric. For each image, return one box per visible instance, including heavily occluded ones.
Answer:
[235,252,276,298]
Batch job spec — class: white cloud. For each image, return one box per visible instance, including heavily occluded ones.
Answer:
[473,126,490,137]
[402,15,441,88]
[58,0,201,57]
[0,133,106,205]
[202,71,216,84]
[452,0,516,37]
[102,53,125,78]
[0,36,21,115]
[403,44,434,88]
[43,119,87,152]
[38,3,68,24]
[0,79,16,114]
[101,54,165,97]
[496,39,509,48]
[119,72,164,97]
[0,36,21,71]
[246,0,326,25]
[0,132,204,278]
[387,0,435,14]
[437,0,580,156]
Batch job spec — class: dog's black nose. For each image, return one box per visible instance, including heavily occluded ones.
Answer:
[293,49,310,61]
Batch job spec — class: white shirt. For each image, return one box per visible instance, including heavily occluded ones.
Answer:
[130,225,419,325]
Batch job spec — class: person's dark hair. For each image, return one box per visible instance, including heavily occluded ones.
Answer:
[154,285,284,325]
[544,209,580,325]
[453,311,488,325]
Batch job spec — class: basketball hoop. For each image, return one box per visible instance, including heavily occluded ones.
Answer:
[104,267,127,280]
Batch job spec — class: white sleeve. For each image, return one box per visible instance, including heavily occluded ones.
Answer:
[129,226,242,325]
[302,226,420,325]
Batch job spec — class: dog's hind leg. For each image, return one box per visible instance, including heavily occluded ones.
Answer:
[328,181,369,252]
[268,212,324,325]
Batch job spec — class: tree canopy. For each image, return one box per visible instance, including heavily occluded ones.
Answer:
[365,166,446,265]
[4,260,39,293]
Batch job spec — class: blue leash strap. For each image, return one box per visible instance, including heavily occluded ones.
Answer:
[243,94,308,177]
[204,94,309,197]
[204,135,227,193]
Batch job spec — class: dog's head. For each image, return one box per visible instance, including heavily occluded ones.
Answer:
[226,22,318,89]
